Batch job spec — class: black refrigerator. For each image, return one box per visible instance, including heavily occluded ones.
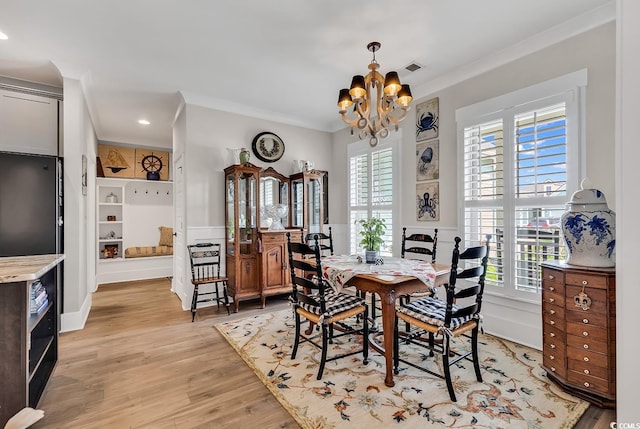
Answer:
[0,151,63,257]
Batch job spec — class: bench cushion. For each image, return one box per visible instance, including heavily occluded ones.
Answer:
[125,245,173,258]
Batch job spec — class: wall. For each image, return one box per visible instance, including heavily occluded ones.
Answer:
[60,77,97,332]
[331,22,616,347]
[616,0,640,420]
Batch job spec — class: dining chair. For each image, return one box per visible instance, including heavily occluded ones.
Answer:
[368,228,439,326]
[393,234,490,402]
[286,232,369,380]
[187,242,230,321]
[305,227,334,256]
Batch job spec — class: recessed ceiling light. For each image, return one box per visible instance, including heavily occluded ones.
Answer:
[138,119,150,125]
[0,31,8,40]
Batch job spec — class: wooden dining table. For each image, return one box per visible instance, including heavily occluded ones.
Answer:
[322,256,450,387]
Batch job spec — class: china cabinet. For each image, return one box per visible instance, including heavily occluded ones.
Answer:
[290,170,325,236]
[225,163,261,312]
[540,261,615,408]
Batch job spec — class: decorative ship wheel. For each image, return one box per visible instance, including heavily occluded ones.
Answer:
[142,154,163,180]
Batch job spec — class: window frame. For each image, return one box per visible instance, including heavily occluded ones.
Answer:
[347,136,401,257]
[456,70,587,301]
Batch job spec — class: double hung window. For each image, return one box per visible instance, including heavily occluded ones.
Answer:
[348,139,399,256]
[457,71,586,299]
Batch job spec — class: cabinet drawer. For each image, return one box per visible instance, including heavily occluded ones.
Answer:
[566,346,608,367]
[542,268,565,286]
[567,370,611,395]
[565,286,607,315]
[261,234,285,244]
[543,323,566,343]
[565,310,606,327]
[566,322,608,342]
[542,303,564,320]
[567,336,608,355]
[568,359,609,380]
[543,359,567,378]
[542,290,565,307]
[566,273,607,289]
[543,314,565,331]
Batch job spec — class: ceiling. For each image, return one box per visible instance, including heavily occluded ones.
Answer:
[0,0,614,147]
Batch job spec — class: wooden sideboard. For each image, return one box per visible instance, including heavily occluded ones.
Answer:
[540,261,615,408]
[0,254,65,426]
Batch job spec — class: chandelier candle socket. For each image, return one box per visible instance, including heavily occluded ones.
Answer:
[338,42,413,147]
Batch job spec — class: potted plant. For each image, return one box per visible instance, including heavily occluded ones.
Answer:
[358,217,387,263]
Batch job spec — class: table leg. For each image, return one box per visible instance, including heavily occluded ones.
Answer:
[378,290,397,387]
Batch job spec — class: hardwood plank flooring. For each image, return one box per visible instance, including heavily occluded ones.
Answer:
[32,278,614,428]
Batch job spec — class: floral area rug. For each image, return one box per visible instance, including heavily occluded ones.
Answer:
[215,309,588,429]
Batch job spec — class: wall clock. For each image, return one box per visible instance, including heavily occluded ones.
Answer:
[251,132,285,163]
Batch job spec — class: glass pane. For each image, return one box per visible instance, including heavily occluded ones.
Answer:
[464,208,504,288]
[291,179,303,227]
[464,120,504,200]
[226,175,235,255]
[307,178,321,234]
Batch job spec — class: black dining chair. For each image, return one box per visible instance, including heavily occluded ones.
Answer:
[393,234,490,402]
[286,232,369,380]
[305,227,334,256]
[187,242,230,321]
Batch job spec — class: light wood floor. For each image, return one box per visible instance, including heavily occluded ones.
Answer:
[32,278,615,428]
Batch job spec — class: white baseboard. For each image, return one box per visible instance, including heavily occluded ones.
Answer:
[61,292,92,332]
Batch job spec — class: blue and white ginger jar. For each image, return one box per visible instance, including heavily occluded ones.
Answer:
[561,179,615,267]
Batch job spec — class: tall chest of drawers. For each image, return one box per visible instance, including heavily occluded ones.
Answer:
[541,261,616,408]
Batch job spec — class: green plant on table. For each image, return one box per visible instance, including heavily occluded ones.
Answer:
[358,217,387,251]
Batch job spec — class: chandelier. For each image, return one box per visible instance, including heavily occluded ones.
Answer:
[337,41,413,147]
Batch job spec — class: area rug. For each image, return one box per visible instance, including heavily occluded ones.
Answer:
[215,309,588,429]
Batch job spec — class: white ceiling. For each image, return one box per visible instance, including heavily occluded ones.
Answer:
[0,0,614,147]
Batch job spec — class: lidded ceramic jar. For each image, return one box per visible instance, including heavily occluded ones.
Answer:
[561,178,615,267]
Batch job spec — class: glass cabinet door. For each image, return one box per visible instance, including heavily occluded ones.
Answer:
[290,171,324,234]
[226,173,235,255]
[239,172,257,255]
[307,176,322,234]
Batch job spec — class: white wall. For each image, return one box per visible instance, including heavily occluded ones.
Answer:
[60,77,97,332]
[616,0,640,421]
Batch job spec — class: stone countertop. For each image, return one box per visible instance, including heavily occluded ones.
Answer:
[0,254,65,283]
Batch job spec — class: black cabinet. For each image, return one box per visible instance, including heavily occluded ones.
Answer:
[0,255,64,426]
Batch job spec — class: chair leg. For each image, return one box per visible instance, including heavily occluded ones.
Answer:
[292,310,301,360]
[428,332,435,357]
[214,282,221,310]
[317,323,329,380]
[222,280,230,315]
[362,306,369,365]
[370,293,377,321]
[472,327,482,382]
[442,336,457,402]
[191,284,199,322]
[393,315,400,374]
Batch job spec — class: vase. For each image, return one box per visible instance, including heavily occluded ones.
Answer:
[239,148,250,164]
[365,250,378,264]
[561,179,615,267]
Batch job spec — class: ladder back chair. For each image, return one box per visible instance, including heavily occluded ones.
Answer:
[305,227,334,256]
[393,234,491,402]
[286,232,369,380]
[187,242,230,321]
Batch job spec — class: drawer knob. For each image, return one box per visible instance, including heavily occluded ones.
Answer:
[549,275,555,280]
[550,355,555,360]
[550,286,555,291]
[584,382,590,388]
[550,320,555,325]
[549,298,555,303]
[584,369,590,375]
[583,356,589,362]
[550,310,555,315]
[582,280,588,285]
[550,333,556,337]
[583,344,589,349]
[550,344,556,349]
[583,331,589,337]
[582,319,589,324]
[550,367,556,372]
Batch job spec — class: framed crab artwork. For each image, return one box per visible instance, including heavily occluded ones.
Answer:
[416,97,439,142]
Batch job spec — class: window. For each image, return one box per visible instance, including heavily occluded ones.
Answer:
[457,70,585,299]
[348,138,399,256]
